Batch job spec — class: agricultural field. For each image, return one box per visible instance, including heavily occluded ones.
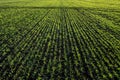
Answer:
[0,0,120,80]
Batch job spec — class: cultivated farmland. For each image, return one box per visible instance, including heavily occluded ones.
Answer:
[0,0,120,80]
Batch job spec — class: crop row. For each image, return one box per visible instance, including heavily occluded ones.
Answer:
[0,8,120,79]
[0,9,50,62]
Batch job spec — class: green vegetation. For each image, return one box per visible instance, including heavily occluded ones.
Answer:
[0,0,120,79]
[0,0,120,8]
